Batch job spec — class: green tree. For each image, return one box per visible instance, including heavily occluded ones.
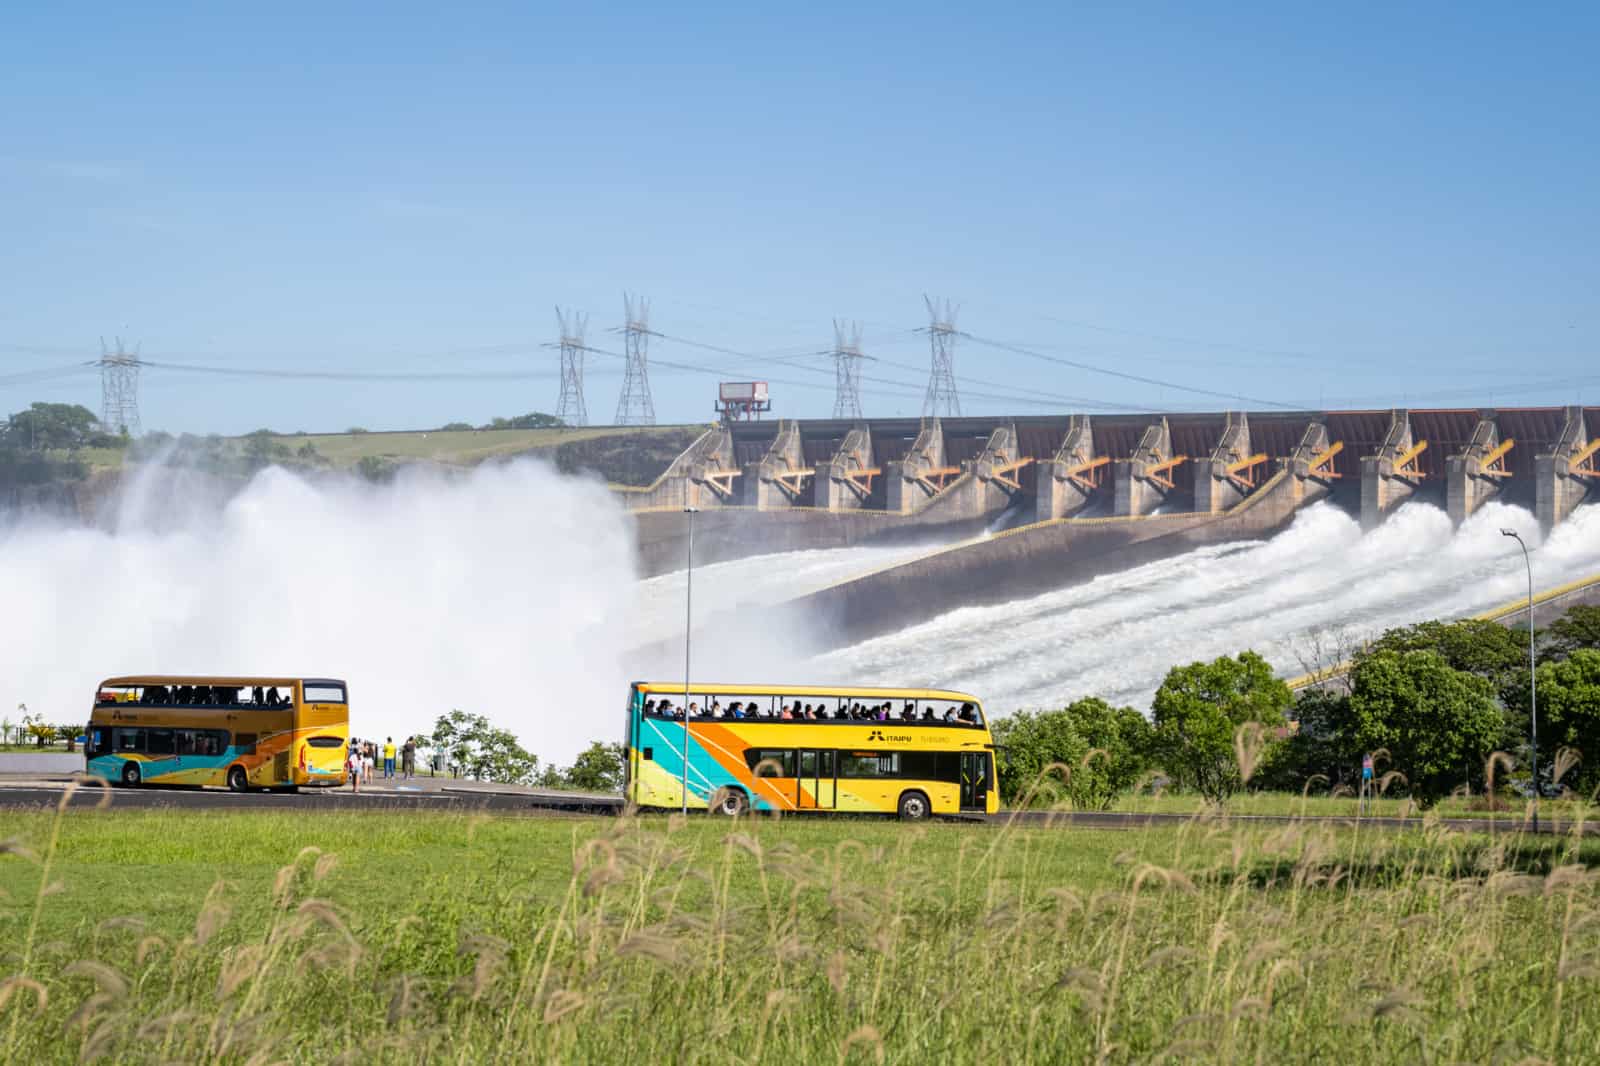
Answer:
[429,710,539,785]
[1362,619,1527,692]
[1150,651,1291,803]
[356,455,395,482]
[1537,649,1600,794]
[4,402,100,450]
[482,412,564,430]
[1546,607,1600,661]
[1264,687,1363,790]
[992,697,1154,809]
[563,742,625,792]
[1350,650,1503,807]
[991,708,1087,805]
[439,422,474,432]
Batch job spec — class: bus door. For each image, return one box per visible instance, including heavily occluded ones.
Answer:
[960,752,992,813]
[797,750,836,809]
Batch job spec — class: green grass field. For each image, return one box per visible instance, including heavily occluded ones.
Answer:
[266,427,628,467]
[2,797,1599,1064]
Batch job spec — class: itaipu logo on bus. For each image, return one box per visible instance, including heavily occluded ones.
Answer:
[866,729,912,743]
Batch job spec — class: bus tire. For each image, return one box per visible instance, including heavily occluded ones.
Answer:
[121,762,141,787]
[897,790,931,822]
[227,766,250,793]
[710,787,748,817]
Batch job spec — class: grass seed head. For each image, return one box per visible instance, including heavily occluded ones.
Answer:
[61,959,128,999]
[837,1024,885,1065]
[0,975,48,1016]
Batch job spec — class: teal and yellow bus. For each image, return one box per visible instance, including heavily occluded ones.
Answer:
[85,676,350,791]
[623,682,997,819]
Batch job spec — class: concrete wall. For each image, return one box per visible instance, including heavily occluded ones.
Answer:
[1360,410,1419,530]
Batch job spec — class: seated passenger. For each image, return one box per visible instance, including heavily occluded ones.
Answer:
[727,701,741,718]
[709,700,722,718]
[834,705,849,720]
[687,702,701,717]
[902,702,917,722]
[644,699,657,716]
[943,706,957,723]
[921,705,935,722]
[960,703,978,725]
[780,703,794,720]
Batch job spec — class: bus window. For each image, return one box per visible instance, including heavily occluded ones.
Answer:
[744,749,797,777]
[305,736,344,749]
[114,728,144,752]
[146,729,176,756]
[304,683,346,704]
[86,727,110,758]
[839,752,900,778]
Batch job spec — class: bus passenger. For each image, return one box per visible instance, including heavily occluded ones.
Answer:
[644,699,657,716]
[780,704,794,720]
[709,700,722,718]
[960,703,978,725]
[920,705,935,722]
[728,701,742,719]
[943,706,958,723]
[902,702,916,722]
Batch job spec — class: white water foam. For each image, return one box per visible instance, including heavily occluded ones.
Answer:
[809,499,1600,716]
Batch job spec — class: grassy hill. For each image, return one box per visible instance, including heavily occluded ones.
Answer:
[267,423,707,486]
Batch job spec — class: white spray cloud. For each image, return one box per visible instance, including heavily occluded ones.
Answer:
[812,500,1600,717]
[0,460,638,763]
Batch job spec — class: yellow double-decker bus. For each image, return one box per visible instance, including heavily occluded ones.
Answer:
[623,682,998,819]
[85,676,350,791]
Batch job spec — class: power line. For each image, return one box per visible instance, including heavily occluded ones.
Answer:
[963,333,1306,410]
[140,359,563,382]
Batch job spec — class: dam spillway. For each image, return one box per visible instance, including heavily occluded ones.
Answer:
[625,405,1600,645]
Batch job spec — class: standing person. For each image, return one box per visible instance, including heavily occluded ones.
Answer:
[383,736,396,779]
[363,742,375,785]
[401,736,416,779]
[346,745,361,792]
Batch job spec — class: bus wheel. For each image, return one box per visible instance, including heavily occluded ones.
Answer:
[121,762,141,787]
[897,790,930,822]
[227,766,250,793]
[711,787,748,817]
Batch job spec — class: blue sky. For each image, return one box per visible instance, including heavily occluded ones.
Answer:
[2,2,1596,434]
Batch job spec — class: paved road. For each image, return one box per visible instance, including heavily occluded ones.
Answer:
[0,777,1582,834]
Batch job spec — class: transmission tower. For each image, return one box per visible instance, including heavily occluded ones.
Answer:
[921,295,961,418]
[613,293,656,426]
[97,337,142,437]
[552,307,589,426]
[831,319,866,420]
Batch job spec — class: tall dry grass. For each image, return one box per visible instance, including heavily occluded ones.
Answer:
[0,755,1598,1063]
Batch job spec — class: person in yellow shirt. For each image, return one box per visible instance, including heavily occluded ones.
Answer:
[383,737,397,779]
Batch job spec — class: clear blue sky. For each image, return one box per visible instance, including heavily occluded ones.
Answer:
[2,2,1596,434]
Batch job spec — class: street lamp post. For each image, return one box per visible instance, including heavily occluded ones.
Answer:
[681,506,699,815]
[1501,528,1538,833]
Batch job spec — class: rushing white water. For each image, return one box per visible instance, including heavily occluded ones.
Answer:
[630,541,942,647]
[0,460,638,763]
[810,499,1600,716]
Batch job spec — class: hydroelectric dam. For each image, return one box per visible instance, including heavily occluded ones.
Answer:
[622,406,1600,665]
